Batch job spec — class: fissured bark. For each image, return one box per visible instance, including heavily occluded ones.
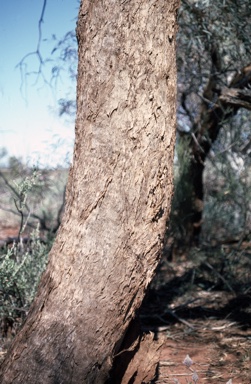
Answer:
[0,0,179,382]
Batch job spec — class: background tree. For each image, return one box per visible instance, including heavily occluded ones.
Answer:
[0,1,179,383]
[170,0,251,247]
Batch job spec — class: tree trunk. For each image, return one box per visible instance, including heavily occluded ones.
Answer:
[0,1,179,383]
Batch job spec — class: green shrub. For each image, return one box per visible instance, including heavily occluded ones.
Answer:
[0,226,52,337]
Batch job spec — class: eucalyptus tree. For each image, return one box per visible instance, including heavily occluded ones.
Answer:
[0,1,179,382]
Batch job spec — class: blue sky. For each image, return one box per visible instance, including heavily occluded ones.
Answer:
[0,0,79,167]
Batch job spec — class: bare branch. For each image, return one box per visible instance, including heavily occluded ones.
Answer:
[16,0,48,94]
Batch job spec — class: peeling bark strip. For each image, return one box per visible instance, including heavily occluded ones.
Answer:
[220,87,251,110]
[0,1,179,383]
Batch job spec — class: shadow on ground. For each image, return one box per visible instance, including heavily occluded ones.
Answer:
[139,244,251,383]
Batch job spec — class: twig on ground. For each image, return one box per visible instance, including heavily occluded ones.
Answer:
[204,261,235,294]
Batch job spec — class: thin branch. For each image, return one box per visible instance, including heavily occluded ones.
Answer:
[204,262,235,294]
[16,0,48,94]
[0,171,20,199]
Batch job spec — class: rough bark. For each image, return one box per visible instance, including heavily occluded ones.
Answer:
[0,1,179,383]
[119,332,164,384]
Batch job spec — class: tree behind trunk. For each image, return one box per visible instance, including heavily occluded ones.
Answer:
[171,2,251,247]
[172,61,251,247]
[0,1,179,383]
